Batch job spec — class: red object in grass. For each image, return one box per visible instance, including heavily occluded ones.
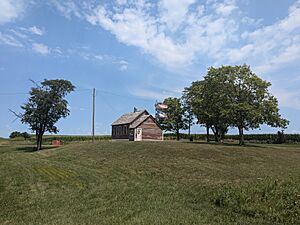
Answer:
[52,140,61,146]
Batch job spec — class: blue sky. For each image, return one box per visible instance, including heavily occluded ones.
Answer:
[1,0,300,137]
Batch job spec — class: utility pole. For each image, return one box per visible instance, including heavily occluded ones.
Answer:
[92,88,96,143]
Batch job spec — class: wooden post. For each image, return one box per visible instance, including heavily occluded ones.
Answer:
[92,88,95,143]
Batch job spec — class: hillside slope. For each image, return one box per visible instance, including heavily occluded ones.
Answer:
[0,142,299,224]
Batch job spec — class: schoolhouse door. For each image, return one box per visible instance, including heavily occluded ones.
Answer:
[135,128,142,141]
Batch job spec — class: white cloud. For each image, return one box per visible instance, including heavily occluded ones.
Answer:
[51,0,300,76]
[32,43,50,55]
[255,44,300,74]
[9,29,28,39]
[271,88,300,110]
[130,89,171,100]
[223,0,300,74]
[94,55,103,60]
[214,0,237,16]
[119,60,128,65]
[50,0,83,19]
[116,0,128,5]
[159,0,196,31]
[119,65,128,71]
[0,32,23,47]
[0,0,25,24]
[53,47,63,55]
[119,60,128,71]
[23,26,44,36]
[85,1,238,69]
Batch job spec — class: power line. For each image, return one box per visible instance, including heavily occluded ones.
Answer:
[0,92,28,96]
[0,87,157,103]
[96,89,154,102]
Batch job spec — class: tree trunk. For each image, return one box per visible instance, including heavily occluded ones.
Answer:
[206,126,210,142]
[238,126,245,145]
[176,129,180,141]
[215,134,221,143]
[35,132,39,150]
[39,135,43,150]
[36,133,43,150]
[36,136,40,150]
[211,127,220,142]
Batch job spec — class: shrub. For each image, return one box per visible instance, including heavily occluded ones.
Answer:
[9,131,22,139]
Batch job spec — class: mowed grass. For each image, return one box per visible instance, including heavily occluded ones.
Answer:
[0,141,300,225]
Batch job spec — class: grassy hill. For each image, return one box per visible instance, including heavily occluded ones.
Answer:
[0,141,299,224]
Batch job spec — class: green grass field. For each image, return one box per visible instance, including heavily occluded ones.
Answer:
[0,140,299,224]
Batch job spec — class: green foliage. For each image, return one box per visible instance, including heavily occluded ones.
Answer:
[9,131,30,140]
[158,97,188,140]
[184,64,289,145]
[183,74,230,142]
[181,90,195,136]
[9,131,22,139]
[19,79,75,150]
[224,65,289,145]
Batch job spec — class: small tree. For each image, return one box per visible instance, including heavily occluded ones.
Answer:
[16,79,75,150]
[9,131,22,139]
[158,97,187,141]
[21,132,31,140]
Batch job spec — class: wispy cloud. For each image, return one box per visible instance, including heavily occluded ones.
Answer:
[271,88,300,110]
[20,26,44,36]
[32,43,50,55]
[130,89,172,100]
[52,46,63,55]
[222,0,300,74]
[9,29,28,39]
[50,0,83,19]
[50,0,300,76]
[0,32,23,47]
[84,0,239,70]
[213,0,238,16]
[119,60,128,71]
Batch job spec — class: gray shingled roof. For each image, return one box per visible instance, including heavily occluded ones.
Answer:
[111,110,147,126]
[130,115,150,128]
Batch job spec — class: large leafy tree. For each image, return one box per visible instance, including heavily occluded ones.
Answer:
[184,69,232,142]
[226,64,289,145]
[183,81,212,142]
[18,79,75,150]
[158,97,187,141]
[185,65,289,145]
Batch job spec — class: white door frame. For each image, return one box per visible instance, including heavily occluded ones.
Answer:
[135,128,143,141]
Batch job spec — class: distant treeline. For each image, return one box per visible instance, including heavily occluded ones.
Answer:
[164,133,300,143]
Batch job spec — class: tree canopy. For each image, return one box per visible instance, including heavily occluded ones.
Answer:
[19,79,75,150]
[183,65,289,145]
[158,97,188,140]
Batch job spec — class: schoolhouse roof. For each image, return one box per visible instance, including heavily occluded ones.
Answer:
[111,110,149,126]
